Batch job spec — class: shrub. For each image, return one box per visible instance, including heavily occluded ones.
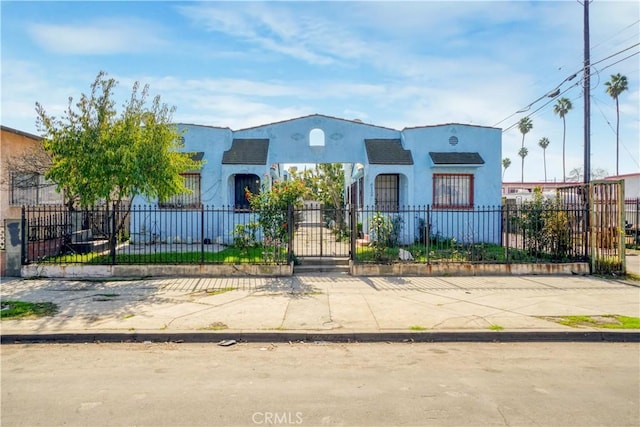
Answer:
[246,180,308,244]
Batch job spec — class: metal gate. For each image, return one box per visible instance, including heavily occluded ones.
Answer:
[292,202,350,258]
[590,180,625,274]
[557,180,625,274]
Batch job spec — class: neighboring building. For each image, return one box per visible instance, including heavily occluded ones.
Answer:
[503,173,639,203]
[502,181,571,196]
[604,173,640,200]
[132,114,503,244]
[0,125,64,275]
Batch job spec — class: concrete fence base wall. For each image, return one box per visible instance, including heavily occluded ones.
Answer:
[349,262,591,276]
[22,263,294,279]
[20,261,592,279]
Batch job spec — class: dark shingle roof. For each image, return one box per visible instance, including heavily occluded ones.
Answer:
[429,152,485,165]
[189,152,205,161]
[222,139,269,165]
[364,139,414,165]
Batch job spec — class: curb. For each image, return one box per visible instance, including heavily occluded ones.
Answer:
[2,331,639,344]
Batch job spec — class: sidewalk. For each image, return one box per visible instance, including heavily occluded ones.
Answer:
[1,274,639,343]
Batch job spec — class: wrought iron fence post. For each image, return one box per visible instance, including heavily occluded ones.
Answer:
[287,204,294,264]
[504,203,509,264]
[425,205,430,264]
[201,205,205,264]
[350,203,356,262]
[110,203,117,265]
[319,203,323,257]
[636,199,640,246]
[587,184,593,274]
[21,206,27,265]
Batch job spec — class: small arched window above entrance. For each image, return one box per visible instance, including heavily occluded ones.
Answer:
[309,128,325,147]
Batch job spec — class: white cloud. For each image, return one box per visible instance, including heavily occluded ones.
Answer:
[27,18,166,55]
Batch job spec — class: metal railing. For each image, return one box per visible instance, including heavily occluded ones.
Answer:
[352,204,589,264]
[625,198,640,248]
[22,205,288,265]
[23,202,596,267]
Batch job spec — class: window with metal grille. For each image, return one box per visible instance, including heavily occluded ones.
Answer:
[433,173,474,208]
[375,174,399,211]
[10,172,62,206]
[159,173,201,209]
[234,174,260,210]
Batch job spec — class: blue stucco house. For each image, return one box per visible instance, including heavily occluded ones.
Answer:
[131,114,502,245]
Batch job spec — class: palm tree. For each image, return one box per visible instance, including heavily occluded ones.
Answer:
[518,147,528,184]
[605,73,629,176]
[518,117,533,148]
[502,157,511,180]
[538,137,550,182]
[553,97,572,182]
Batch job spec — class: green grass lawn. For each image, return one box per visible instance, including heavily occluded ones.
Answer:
[1,301,58,320]
[46,245,288,264]
[354,243,540,263]
[546,315,640,329]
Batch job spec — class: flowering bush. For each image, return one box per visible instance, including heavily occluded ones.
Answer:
[246,180,308,243]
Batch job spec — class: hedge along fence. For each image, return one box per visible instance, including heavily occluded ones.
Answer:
[23,198,592,267]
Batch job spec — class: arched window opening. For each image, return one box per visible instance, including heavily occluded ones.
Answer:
[309,128,325,147]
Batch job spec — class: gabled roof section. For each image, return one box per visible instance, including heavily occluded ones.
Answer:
[222,139,269,165]
[429,152,485,165]
[365,139,414,165]
[235,114,399,132]
[404,123,500,131]
[1,125,42,141]
[176,122,231,131]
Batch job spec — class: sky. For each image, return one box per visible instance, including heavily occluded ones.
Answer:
[1,0,639,183]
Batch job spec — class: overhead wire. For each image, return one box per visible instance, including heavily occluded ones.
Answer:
[591,95,640,170]
[498,43,639,133]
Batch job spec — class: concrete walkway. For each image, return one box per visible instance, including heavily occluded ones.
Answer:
[2,274,639,343]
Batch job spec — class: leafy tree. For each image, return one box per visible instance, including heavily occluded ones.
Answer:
[553,97,572,182]
[566,167,609,182]
[35,71,201,255]
[604,73,629,176]
[502,157,511,180]
[518,146,528,184]
[538,137,550,182]
[290,163,346,236]
[517,116,533,149]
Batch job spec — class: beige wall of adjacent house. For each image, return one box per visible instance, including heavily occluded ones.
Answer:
[0,126,47,223]
[1,126,54,276]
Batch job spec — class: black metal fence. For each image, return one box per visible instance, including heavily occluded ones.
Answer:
[625,198,640,247]
[352,203,589,264]
[22,205,288,265]
[23,202,597,267]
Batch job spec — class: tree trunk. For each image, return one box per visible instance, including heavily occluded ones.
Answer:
[615,97,620,176]
[562,117,566,182]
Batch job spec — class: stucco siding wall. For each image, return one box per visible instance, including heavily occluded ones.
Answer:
[130,118,503,245]
[403,124,502,207]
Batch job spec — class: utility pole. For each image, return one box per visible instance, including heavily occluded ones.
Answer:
[581,0,592,270]
[583,0,591,184]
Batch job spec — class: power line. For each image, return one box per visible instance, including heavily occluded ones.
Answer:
[498,45,638,133]
[494,41,639,129]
